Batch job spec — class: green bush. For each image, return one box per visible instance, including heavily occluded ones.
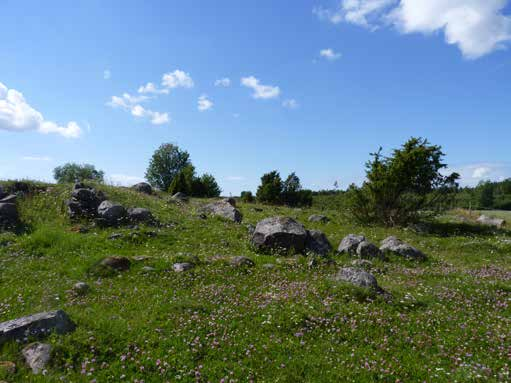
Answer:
[168,165,220,198]
[256,171,283,204]
[53,163,104,183]
[256,171,312,207]
[146,143,191,191]
[240,191,255,203]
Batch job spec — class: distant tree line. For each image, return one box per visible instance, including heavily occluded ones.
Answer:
[454,179,511,210]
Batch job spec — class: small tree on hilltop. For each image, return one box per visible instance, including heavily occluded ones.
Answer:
[146,143,191,191]
[256,171,283,204]
[349,137,459,226]
[53,163,104,183]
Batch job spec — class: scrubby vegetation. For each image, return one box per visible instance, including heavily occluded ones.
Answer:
[0,180,510,382]
[455,179,511,211]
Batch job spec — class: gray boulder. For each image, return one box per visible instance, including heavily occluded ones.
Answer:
[230,256,255,267]
[97,200,127,226]
[380,236,426,260]
[308,214,329,223]
[333,267,379,290]
[127,208,154,224]
[171,192,188,202]
[67,184,105,219]
[22,342,52,374]
[0,310,75,345]
[337,234,365,255]
[0,203,18,229]
[477,215,505,229]
[72,282,90,296]
[305,230,332,256]
[131,182,152,195]
[251,217,308,254]
[203,201,242,223]
[99,256,131,271]
[356,240,384,260]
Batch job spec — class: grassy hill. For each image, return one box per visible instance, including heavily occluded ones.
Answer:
[1,182,510,382]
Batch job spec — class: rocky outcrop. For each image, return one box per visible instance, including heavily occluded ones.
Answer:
[380,236,426,260]
[0,310,75,345]
[251,217,308,254]
[66,183,105,219]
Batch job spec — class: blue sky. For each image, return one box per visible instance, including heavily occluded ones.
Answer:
[1,0,510,195]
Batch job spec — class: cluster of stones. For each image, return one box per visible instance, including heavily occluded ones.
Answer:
[338,234,426,261]
[66,183,155,226]
[0,310,76,374]
[0,186,18,230]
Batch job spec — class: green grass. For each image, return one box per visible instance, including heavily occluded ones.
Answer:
[1,183,510,382]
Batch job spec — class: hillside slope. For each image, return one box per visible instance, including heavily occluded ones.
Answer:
[1,183,510,382]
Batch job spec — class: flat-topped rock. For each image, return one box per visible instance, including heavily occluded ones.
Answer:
[0,310,75,344]
[251,216,308,254]
[380,236,426,260]
[171,192,188,202]
[477,215,505,229]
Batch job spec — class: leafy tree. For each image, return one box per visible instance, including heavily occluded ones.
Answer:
[168,165,194,195]
[53,163,104,183]
[256,171,283,204]
[478,181,494,209]
[197,174,221,197]
[146,144,191,191]
[349,137,459,226]
[240,191,255,203]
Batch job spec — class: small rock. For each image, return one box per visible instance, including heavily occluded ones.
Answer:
[356,240,384,260]
[22,342,51,374]
[108,233,123,240]
[333,267,379,290]
[230,256,255,268]
[141,266,156,272]
[72,282,90,296]
[173,262,194,272]
[127,208,154,224]
[99,256,131,271]
[338,234,366,255]
[380,236,426,260]
[171,192,188,202]
[132,255,150,262]
[308,214,329,223]
[131,182,152,195]
[262,263,276,270]
[305,230,332,256]
[0,310,75,344]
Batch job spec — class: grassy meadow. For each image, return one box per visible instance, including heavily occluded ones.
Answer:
[0,182,510,382]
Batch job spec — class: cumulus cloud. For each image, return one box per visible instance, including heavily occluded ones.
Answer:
[282,99,299,109]
[162,70,194,89]
[214,78,231,87]
[107,92,169,125]
[0,82,82,138]
[447,162,511,186]
[197,95,213,111]
[241,76,281,99]
[138,82,169,95]
[315,0,511,58]
[320,48,342,60]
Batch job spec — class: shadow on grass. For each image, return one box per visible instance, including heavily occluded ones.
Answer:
[426,221,510,237]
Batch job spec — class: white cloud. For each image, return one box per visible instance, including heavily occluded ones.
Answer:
[0,82,82,138]
[21,156,52,161]
[320,48,342,60]
[162,70,194,89]
[241,76,281,99]
[197,95,213,111]
[138,82,169,95]
[282,99,299,109]
[214,78,231,87]
[107,93,169,125]
[103,70,111,80]
[225,176,245,181]
[447,162,511,186]
[315,0,511,58]
[108,174,145,186]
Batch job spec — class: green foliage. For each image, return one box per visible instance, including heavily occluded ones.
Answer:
[455,178,511,210]
[53,163,104,183]
[240,191,255,203]
[168,165,221,197]
[256,171,283,204]
[349,137,459,226]
[478,181,495,209]
[145,143,191,191]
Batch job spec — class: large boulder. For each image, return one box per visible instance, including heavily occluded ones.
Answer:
[333,267,379,290]
[251,217,308,254]
[203,201,242,223]
[337,234,365,255]
[97,200,127,226]
[305,230,332,256]
[380,236,426,260]
[0,310,75,345]
[66,184,105,219]
[477,215,505,229]
[132,182,152,195]
[0,194,16,204]
[0,203,18,229]
[356,240,384,260]
[22,342,51,374]
[127,208,154,224]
